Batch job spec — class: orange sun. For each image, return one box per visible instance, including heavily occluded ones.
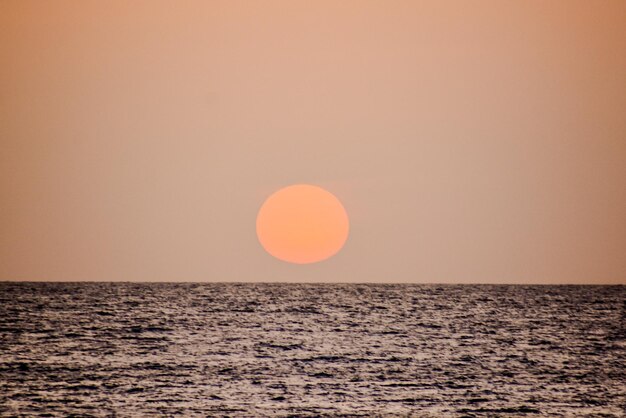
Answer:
[256,184,349,264]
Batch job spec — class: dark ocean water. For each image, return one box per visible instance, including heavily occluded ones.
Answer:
[0,283,624,417]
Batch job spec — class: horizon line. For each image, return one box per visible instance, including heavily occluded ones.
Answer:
[1,280,623,286]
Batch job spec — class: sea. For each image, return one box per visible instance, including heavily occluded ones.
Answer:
[0,282,624,417]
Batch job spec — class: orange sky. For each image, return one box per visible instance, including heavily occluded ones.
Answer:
[1,1,625,283]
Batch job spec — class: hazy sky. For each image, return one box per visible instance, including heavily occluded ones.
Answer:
[1,1,625,283]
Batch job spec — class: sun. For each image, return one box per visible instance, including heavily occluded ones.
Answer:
[256,184,349,264]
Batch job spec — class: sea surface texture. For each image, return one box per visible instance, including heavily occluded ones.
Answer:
[0,283,624,417]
